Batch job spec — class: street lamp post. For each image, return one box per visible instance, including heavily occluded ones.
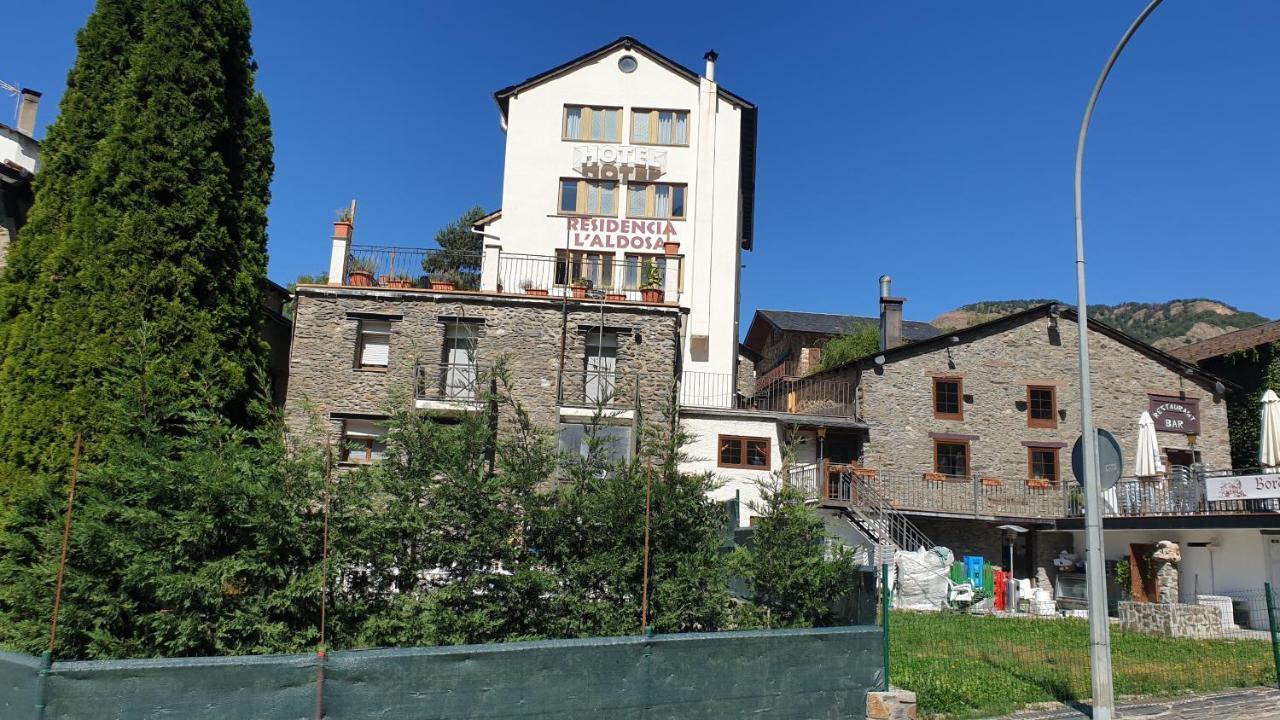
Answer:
[1074,2,1165,718]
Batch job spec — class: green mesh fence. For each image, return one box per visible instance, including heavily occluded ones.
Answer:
[1,626,884,719]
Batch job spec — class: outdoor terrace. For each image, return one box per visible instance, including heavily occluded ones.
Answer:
[340,245,683,305]
[797,464,1280,522]
[679,371,854,419]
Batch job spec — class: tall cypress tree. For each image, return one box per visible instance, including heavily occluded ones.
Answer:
[0,0,274,491]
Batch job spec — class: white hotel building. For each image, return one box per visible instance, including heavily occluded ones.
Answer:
[292,37,867,529]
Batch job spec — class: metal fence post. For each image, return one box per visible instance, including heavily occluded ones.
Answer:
[34,650,50,720]
[1266,582,1280,691]
[880,561,890,691]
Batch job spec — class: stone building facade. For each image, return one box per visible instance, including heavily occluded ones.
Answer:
[285,284,683,455]
[826,304,1230,483]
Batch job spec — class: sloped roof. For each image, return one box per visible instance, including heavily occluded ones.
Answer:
[1168,319,1280,363]
[743,309,941,354]
[809,302,1234,393]
[492,37,758,250]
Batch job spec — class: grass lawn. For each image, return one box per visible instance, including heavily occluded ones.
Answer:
[891,610,1277,719]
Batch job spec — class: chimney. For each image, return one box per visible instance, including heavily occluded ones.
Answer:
[16,89,41,137]
[703,50,718,82]
[879,275,904,352]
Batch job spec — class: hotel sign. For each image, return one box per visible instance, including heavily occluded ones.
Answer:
[1205,473,1280,502]
[566,216,676,251]
[572,144,666,180]
[1148,395,1200,435]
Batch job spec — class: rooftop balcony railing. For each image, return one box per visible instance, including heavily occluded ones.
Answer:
[754,361,800,393]
[336,245,682,306]
[494,253,680,304]
[345,246,483,290]
[1064,466,1280,517]
[679,371,854,418]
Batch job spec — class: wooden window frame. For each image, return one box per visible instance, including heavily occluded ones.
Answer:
[629,108,691,147]
[562,104,622,142]
[1027,447,1060,484]
[555,249,616,289]
[718,434,771,470]
[355,319,391,370]
[932,377,963,421]
[1027,385,1057,428]
[933,439,970,478]
[625,182,687,220]
[558,178,617,217]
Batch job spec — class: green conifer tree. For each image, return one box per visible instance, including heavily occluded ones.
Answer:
[421,206,487,289]
[0,0,274,491]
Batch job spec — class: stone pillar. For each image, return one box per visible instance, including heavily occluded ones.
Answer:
[328,221,352,286]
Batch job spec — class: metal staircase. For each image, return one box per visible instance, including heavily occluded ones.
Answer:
[791,462,932,556]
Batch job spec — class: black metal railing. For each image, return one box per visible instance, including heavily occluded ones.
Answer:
[1063,466,1280,517]
[679,371,853,418]
[345,246,483,290]
[495,253,677,303]
[415,362,482,402]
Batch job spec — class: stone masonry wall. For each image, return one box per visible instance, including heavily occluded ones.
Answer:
[1118,601,1221,638]
[285,286,683,443]
[855,313,1230,484]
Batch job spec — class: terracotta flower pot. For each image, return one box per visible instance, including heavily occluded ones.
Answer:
[981,477,1003,487]
[663,241,680,255]
[383,277,413,289]
[333,221,353,240]
[430,281,457,291]
[524,288,548,297]
[922,472,946,482]
[606,292,625,301]
[641,288,663,303]
[348,270,373,286]
[1027,479,1052,489]
[571,286,588,298]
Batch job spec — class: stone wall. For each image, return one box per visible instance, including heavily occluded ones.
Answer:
[855,312,1230,484]
[1118,601,1222,638]
[285,286,683,443]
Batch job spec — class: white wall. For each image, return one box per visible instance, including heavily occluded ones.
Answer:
[496,45,747,381]
[1070,528,1273,596]
[0,128,39,175]
[683,415,784,527]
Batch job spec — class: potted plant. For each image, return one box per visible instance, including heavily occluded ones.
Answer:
[981,477,1003,487]
[640,264,664,303]
[922,471,946,482]
[347,255,375,286]
[383,273,414,289]
[429,270,461,291]
[521,279,548,297]
[1027,477,1052,489]
[605,291,625,301]
[570,276,593,299]
[333,207,354,240]
[663,239,680,255]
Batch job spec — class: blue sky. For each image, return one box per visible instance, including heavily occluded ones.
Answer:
[6,1,1278,328]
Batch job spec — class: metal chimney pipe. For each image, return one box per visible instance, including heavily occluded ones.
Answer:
[703,50,718,82]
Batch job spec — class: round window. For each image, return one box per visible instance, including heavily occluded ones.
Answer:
[618,55,638,73]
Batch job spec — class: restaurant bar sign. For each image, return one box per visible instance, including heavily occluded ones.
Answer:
[1148,394,1200,434]
[1206,473,1280,502]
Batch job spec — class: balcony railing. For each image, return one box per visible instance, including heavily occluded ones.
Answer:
[795,465,1279,521]
[415,362,483,403]
[1064,466,1280,517]
[495,253,679,304]
[346,246,483,290]
[558,368,640,409]
[679,371,853,418]
[754,361,799,393]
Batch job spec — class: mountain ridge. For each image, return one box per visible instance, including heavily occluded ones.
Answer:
[931,299,1270,351]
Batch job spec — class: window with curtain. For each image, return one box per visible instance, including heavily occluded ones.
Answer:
[934,441,969,477]
[560,179,617,215]
[564,105,620,142]
[584,330,618,406]
[1028,448,1059,483]
[718,435,770,469]
[555,250,615,289]
[631,109,689,145]
[441,323,479,400]
[340,418,387,464]
[357,320,391,368]
[623,254,666,290]
[626,183,686,219]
